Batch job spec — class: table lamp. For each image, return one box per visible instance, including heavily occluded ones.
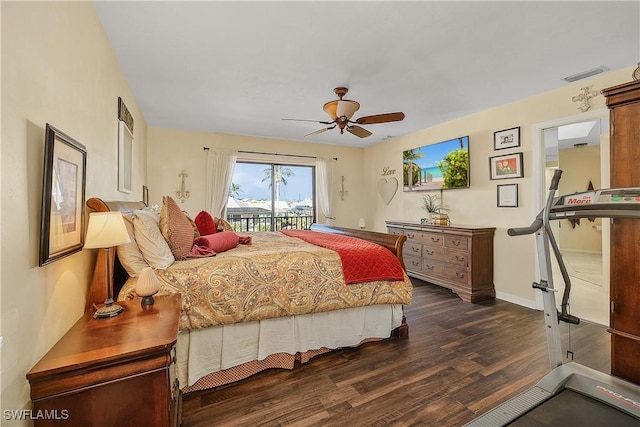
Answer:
[84,211,131,318]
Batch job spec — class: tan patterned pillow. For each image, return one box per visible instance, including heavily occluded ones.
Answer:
[215,217,234,232]
[159,196,196,259]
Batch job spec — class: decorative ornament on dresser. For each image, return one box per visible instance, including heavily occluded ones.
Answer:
[420,193,450,225]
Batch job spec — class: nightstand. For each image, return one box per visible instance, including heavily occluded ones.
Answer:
[27,294,182,427]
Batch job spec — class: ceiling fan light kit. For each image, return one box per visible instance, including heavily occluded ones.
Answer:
[284,87,405,138]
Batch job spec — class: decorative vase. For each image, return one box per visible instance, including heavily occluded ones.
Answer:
[136,267,160,307]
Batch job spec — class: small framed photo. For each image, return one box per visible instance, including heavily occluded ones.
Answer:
[489,152,524,180]
[497,183,519,207]
[39,124,87,266]
[494,126,520,150]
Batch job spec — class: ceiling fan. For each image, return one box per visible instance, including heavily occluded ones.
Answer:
[283,87,405,138]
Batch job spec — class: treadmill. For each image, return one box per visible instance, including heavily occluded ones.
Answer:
[465,170,640,426]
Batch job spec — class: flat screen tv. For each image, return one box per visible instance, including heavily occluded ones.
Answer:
[403,136,469,191]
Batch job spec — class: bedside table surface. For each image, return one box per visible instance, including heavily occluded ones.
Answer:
[27,294,181,380]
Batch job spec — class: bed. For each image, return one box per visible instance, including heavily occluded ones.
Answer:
[85,197,412,393]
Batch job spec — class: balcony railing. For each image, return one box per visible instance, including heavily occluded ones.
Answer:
[227,215,314,232]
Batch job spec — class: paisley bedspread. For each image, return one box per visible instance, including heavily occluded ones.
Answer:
[119,231,412,330]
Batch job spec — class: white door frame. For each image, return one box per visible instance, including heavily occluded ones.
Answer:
[531,108,610,311]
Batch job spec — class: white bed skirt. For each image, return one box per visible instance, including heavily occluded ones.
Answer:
[176,304,404,387]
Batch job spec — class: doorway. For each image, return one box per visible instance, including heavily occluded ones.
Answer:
[535,112,610,326]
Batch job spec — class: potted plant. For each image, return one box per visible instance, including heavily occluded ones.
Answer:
[420,193,450,225]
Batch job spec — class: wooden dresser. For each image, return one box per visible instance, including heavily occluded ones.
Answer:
[602,80,640,385]
[27,294,182,427]
[386,221,495,303]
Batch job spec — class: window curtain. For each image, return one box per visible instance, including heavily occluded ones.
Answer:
[205,149,238,218]
[316,158,335,225]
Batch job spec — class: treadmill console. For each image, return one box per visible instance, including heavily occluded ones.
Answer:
[550,188,640,220]
[555,188,640,206]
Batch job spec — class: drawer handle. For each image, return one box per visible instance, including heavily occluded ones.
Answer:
[455,255,465,262]
[408,233,415,239]
[425,265,435,271]
[456,272,465,278]
[411,260,420,266]
[425,249,434,255]
[412,247,420,253]
[451,240,462,246]
[431,237,440,243]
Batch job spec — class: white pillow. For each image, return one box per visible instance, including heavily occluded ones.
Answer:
[116,214,149,277]
[133,209,175,269]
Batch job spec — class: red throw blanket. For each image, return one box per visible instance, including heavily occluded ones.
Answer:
[281,230,405,284]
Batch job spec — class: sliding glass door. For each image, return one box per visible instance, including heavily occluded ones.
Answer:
[227,162,315,232]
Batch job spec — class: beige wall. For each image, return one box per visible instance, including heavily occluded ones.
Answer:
[1,2,147,421]
[147,128,368,228]
[558,145,602,252]
[1,1,636,421]
[365,67,633,305]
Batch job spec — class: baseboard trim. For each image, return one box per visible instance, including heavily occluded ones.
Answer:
[495,291,540,310]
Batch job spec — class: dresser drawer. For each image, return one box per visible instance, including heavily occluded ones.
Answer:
[404,255,422,273]
[387,227,404,237]
[444,236,469,250]
[441,266,470,286]
[422,232,445,247]
[443,249,468,267]
[404,242,422,257]
[403,230,423,243]
[422,259,445,276]
[422,245,446,260]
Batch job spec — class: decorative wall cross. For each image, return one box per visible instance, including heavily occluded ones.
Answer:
[572,86,598,112]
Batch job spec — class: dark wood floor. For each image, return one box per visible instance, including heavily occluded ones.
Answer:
[182,279,610,426]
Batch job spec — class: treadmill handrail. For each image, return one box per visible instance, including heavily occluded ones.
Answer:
[508,217,543,236]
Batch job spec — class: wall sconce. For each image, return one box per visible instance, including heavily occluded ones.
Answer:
[339,176,348,200]
[176,170,190,203]
[358,218,366,229]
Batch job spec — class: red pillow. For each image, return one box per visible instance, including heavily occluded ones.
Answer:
[194,231,239,253]
[195,211,217,236]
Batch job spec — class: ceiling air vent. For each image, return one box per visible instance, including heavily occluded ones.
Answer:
[563,66,608,82]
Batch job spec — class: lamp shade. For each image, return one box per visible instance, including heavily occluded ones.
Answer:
[84,212,131,249]
[323,99,360,120]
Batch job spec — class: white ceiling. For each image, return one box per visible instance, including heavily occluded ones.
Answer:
[93,1,640,148]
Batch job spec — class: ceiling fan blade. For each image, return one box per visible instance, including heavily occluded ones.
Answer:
[282,118,334,125]
[305,125,336,137]
[355,112,405,125]
[347,125,372,138]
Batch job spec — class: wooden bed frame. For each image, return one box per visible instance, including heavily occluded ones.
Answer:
[85,197,409,335]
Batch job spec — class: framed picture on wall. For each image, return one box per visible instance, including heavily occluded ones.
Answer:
[497,183,519,207]
[39,124,87,266]
[489,152,524,180]
[494,126,520,150]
